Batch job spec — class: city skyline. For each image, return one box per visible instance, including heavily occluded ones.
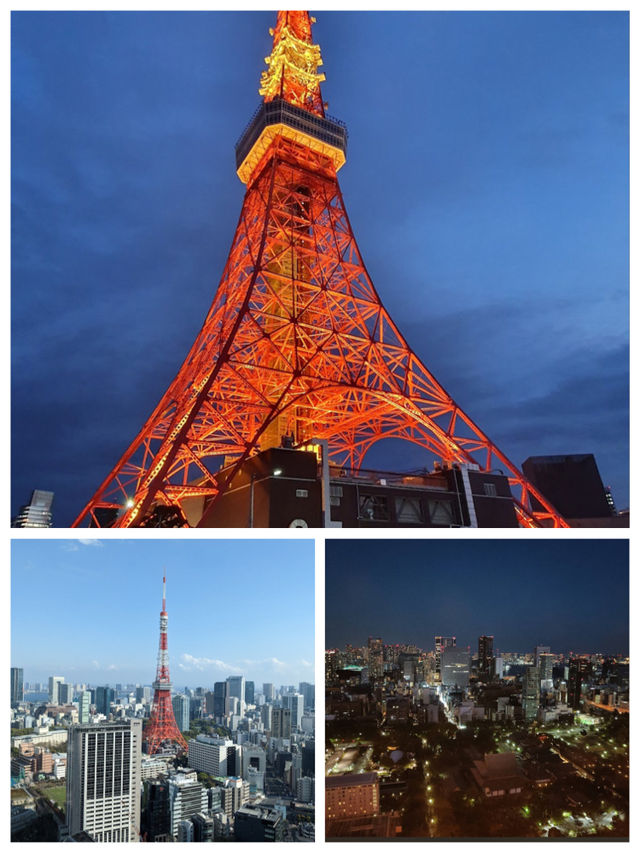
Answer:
[326,539,628,654]
[12,11,628,524]
[11,539,315,685]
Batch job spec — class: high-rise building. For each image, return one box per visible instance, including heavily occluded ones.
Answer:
[59,682,74,705]
[66,720,142,842]
[568,658,592,709]
[493,656,504,680]
[12,489,54,527]
[226,675,245,709]
[245,681,255,705]
[172,694,190,732]
[441,647,469,689]
[263,683,275,702]
[299,682,315,710]
[261,704,273,730]
[167,772,208,839]
[96,685,115,717]
[11,667,24,705]
[191,812,214,842]
[283,692,304,731]
[213,682,227,717]
[78,690,91,724]
[538,653,554,690]
[434,637,456,681]
[271,707,291,739]
[478,636,494,682]
[48,676,64,705]
[522,666,540,720]
[533,645,551,667]
[367,637,383,679]
[188,735,232,776]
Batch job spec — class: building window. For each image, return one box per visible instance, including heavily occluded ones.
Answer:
[428,500,455,525]
[483,482,497,497]
[394,497,423,524]
[295,489,309,498]
[359,494,390,521]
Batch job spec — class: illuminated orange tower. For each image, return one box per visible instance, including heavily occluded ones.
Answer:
[74,11,567,529]
[145,575,187,755]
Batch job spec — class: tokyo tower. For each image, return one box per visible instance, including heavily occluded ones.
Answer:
[145,575,187,755]
[73,11,567,529]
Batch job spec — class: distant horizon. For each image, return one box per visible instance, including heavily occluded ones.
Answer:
[12,539,315,686]
[326,540,628,655]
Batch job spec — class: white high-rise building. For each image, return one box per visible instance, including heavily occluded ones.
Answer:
[226,676,245,715]
[48,676,64,705]
[66,720,142,842]
[283,693,304,730]
[78,691,91,724]
[167,772,208,839]
[172,694,190,732]
[188,735,233,777]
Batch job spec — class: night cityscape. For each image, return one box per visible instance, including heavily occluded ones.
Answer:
[325,540,628,839]
[11,540,315,842]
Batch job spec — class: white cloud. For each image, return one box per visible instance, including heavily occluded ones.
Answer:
[178,653,236,672]
[78,539,104,547]
[300,659,313,668]
[61,542,79,552]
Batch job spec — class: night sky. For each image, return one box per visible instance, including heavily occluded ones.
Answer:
[325,539,628,656]
[11,12,629,526]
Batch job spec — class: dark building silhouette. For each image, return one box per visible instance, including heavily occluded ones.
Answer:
[568,658,592,709]
[141,780,171,842]
[522,454,613,520]
[478,636,494,682]
[234,806,284,842]
[199,447,519,528]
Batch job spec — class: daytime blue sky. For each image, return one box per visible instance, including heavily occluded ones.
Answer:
[11,538,315,688]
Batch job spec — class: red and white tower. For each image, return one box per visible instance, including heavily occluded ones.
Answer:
[145,574,187,754]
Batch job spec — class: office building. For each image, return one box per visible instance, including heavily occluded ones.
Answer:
[59,682,74,705]
[66,720,142,842]
[263,683,275,702]
[213,681,226,718]
[435,636,456,681]
[188,735,232,777]
[368,637,383,679]
[172,694,190,732]
[568,658,592,709]
[12,489,54,527]
[271,707,291,739]
[478,636,494,682]
[167,772,208,839]
[48,676,64,705]
[78,691,91,724]
[326,773,379,820]
[522,666,540,720]
[11,667,24,705]
[96,686,115,717]
[441,646,470,689]
[299,682,315,710]
[234,805,284,841]
[245,681,255,705]
[191,812,214,842]
[283,692,304,731]
[226,675,245,708]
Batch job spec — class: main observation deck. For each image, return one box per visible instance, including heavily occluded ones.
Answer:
[235,97,348,184]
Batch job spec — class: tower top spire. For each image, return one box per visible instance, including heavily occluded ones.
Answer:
[162,572,166,613]
[260,11,326,117]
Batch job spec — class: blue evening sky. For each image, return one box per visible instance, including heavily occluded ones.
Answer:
[326,539,628,656]
[11,12,629,525]
[11,538,315,687]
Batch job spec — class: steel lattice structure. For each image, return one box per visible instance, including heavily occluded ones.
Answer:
[74,11,567,529]
[145,575,187,755]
